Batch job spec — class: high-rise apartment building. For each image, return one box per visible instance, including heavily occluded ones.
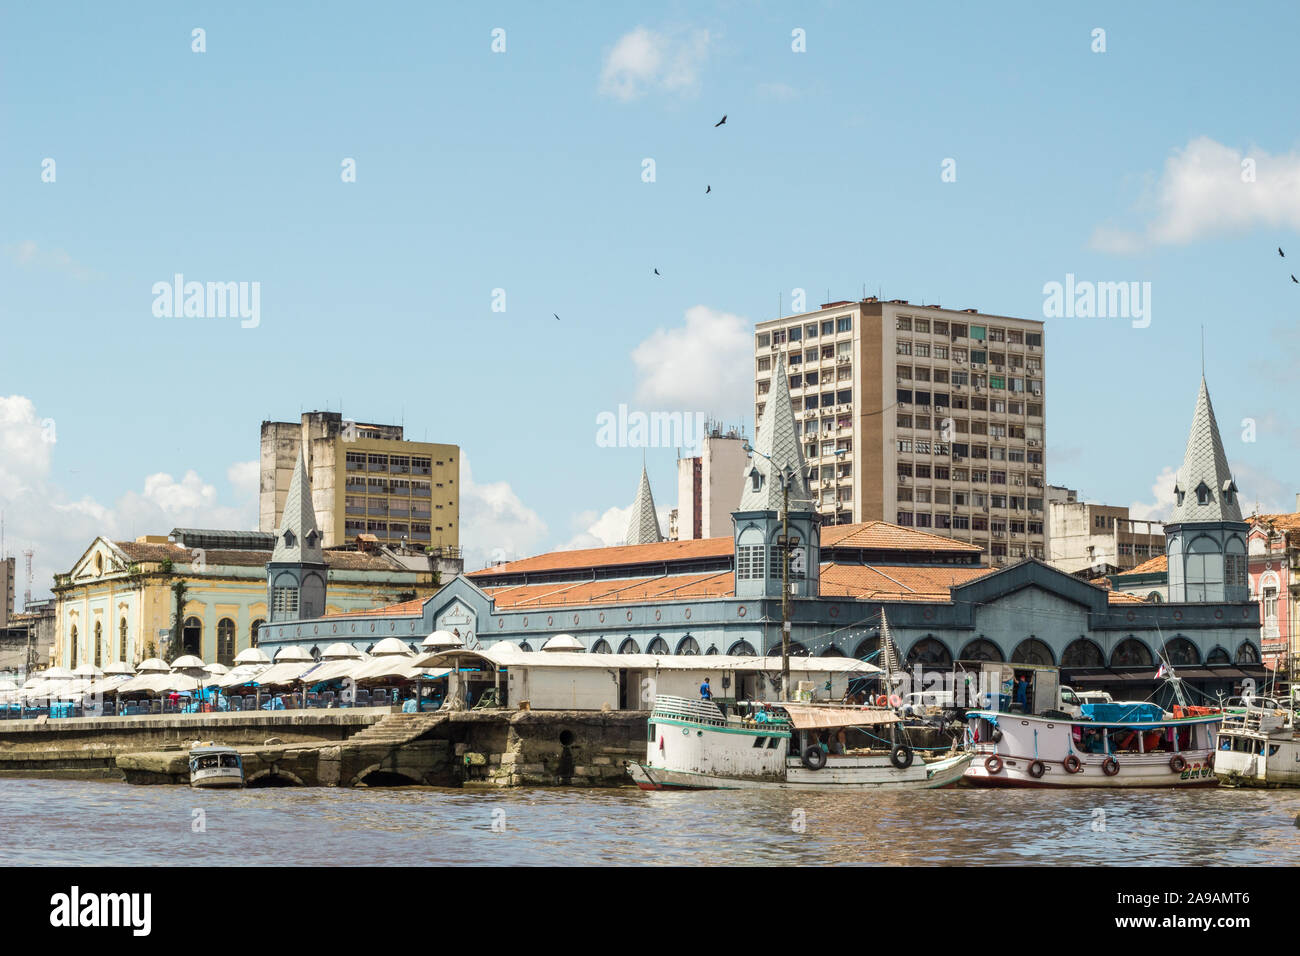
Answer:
[260,412,460,552]
[754,297,1047,566]
[1046,486,1165,575]
[0,557,14,629]
[675,425,749,540]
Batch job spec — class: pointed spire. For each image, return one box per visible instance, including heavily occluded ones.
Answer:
[272,444,324,563]
[625,465,663,545]
[739,358,812,512]
[1169,377,1242,524]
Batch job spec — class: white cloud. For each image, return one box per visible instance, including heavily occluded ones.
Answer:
[3,240,102,281]
[599,26,710,100]
[1128,466,1179,521]
[458,453,548,571]
[631,305,753,415]
[561,501,676,552]
[1091,137,1300,252]
[0,395,256,602]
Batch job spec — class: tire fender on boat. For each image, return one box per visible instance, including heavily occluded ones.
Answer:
[1169,754,1187,773]
[1028,759,1046,779]
[1062,754,1082,774]
[890,745,914,770]
[1101,756,1120,776]
[801,745,827,770]
[984,754,1003,774]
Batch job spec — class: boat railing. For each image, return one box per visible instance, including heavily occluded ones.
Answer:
[1220,704,1291,735]
[651,695,727,726]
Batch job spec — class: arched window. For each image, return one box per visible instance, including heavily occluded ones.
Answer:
[728,640,757,656]
[618,638,640,654]
[182,617,203,658]
[676,635,701,655]
[217,618,236,665]
[705,646,719,655]
[1206,646,1230,665]
[736,527,766,581]
[1061,639,1104,668]
[94,621,103,668]
[119,618,128,662]
[590,639,612,654]
[1185,535,1223,602]
[518,641,533,652]
[1146,592,1163,603]
[853,635,880,661]
[70,625,78,668]
[959,638,1003,662]
[1225,536,1247,593]
[1167,534,1184,594]
[1111,638,1153,668]
[1235,642,1260,665]
[646,636,670,655]
[768,641,808,657]
[906,638,952,667]
[250,619,265,647]
[309,644,322,661]
[1162,637,1199,667]
[1012,638,1054,666]
[819,645,845,657]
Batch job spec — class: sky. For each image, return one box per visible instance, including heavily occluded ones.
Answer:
[2,1,1299,599]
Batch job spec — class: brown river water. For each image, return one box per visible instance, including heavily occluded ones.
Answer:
[3,778,1299,865]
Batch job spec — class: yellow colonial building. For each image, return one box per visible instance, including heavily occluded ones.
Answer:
[52,528,440,668]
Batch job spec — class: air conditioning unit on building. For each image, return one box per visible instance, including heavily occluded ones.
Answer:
[995,365,1004,371]
[1032,387,1042,395]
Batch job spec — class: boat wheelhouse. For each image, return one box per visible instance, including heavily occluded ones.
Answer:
[188,745,245,789]
[964,703,1221,788]
[1213,697,1300,787]
[627,694,971,790]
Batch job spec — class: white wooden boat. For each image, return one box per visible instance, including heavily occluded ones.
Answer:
[964,706,1221,788]
[627,695,972,791]
[1213,697,1300,787]
[188,744,245,789]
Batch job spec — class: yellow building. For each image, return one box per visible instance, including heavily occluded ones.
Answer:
[52,529,438,668]
[260,411,460,552]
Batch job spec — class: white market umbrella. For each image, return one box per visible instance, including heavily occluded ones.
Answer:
[273,645,314,663]
[72,664,104,680]
[234,647,272,665]
[43,666,75,681]
[136,658,170,673]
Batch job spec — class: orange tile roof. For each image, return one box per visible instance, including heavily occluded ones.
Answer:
[819,564,992,601]
[1252,512,1300,533]
[469,520,982,577]
[1124,554,1168,575]
[1107,590,1147,604]
[327,598,426,619]
[820,521,982,553]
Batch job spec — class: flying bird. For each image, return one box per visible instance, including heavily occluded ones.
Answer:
[1292,275,1298,284]
[714,114,727,127]
[554,312,560,320]
[1279,247,1286,257]
[706,185,711,194]
[653,268,662,277]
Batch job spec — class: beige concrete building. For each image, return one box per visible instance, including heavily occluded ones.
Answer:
[754,297,1047,566]
[1046,486,1165,575]
[0,556,14,629]
[260,412,460,553]
[675,424,749,540]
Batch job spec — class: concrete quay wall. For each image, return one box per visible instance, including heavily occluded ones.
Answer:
[0,708,650,788]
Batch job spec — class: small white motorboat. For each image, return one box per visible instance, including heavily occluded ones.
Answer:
[188,744,245,789]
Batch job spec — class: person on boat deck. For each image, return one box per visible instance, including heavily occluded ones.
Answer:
[753,702,769,723]
[700,678,713,700]
[832,728,848,755]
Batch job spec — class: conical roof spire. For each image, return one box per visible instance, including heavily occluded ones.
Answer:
[272,444,324,563]
[739,358,811,512]
[1169,377,1242,524]
[625,464,663,544]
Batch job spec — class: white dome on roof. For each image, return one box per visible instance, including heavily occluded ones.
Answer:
[421,630,464,650]
[322,642,365,660]
[542,634,584,652]
[371,637,413,657]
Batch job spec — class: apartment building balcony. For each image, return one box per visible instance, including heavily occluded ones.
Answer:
[411,508,432,520]
[345,505,365,516]
[367,461,388,472]
[367,502,389,516]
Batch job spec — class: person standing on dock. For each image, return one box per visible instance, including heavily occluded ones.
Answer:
[700,678,713,700]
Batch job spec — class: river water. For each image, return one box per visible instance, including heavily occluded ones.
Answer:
[3,778,1299,866]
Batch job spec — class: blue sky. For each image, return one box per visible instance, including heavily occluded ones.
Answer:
[2,1,1299,594]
